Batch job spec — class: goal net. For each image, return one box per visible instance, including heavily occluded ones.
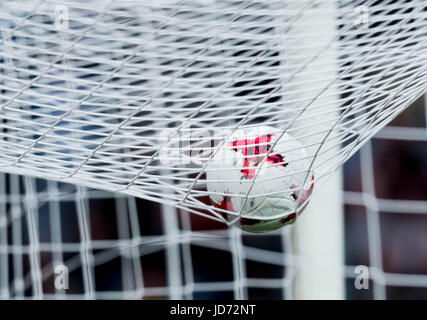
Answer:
[0,0,426,299]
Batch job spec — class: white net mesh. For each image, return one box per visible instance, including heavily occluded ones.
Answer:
[0,0,426,222]
[343,93,427,299]
[1,91,427,299]
[0,0,426,299]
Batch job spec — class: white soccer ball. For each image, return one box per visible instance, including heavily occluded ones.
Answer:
[206,126,314,233]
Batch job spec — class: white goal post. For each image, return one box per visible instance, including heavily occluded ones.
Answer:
[288,0,344,299]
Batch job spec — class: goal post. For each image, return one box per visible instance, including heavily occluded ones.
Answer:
[284,0,344,299]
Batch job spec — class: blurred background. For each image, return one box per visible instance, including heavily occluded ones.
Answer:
[344,93,427,299]
[0,92,426,299]
[0,0,426,300]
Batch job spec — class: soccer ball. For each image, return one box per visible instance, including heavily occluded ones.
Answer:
[206,126,314,233]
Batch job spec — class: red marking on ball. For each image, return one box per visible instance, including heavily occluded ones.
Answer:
[230,134,288,180]
[280,213,296,224]
[211,195,234,212]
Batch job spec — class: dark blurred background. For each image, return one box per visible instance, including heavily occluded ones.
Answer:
[1,93,426,300]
